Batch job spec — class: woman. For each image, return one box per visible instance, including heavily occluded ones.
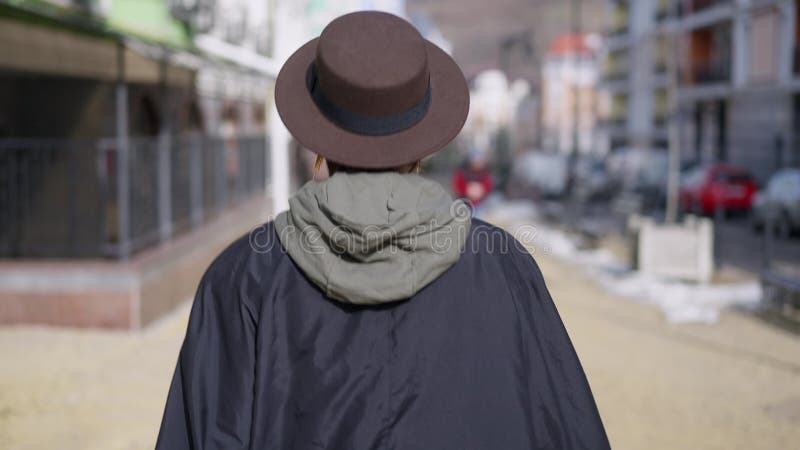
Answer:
[157,11,609,450]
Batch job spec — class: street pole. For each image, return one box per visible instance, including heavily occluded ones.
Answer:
[665,22,682,224]
[115,40,131,260]
[269,1,293,213]
[157,52,173,242]
[568,0,582,197]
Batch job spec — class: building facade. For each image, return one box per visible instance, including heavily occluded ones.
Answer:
[599,0,800,183]
[0,0,424,328]
[541,33,604,155]
[0,0,277,259]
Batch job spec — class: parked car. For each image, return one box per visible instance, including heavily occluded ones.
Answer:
[679,163,757,215]
[607,148,669,212]
[751,168,800,237]
[573,156,615,202]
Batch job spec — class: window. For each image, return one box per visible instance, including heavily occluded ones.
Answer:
[749,7,781,83]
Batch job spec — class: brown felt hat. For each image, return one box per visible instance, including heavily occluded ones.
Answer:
[274,11,469,168]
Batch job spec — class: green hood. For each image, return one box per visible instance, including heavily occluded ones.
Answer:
[275,172,471,305]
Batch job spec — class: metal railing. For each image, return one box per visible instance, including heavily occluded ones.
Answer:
[689,60,731,84]
[687,0,729,13]
[0,134,269,259]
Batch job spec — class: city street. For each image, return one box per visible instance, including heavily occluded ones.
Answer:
[1,224,798,450]
[3,1,800,449]
[543,253,800,450]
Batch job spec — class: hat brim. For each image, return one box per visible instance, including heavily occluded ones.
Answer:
[275,38,469,168]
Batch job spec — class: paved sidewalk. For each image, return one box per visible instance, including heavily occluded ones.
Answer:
[1,253,799,449]
[538,255,800,450]
[0,306,187,450]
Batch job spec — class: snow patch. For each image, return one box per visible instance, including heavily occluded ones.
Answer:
[598,272,761,324]
[486,201,762,324]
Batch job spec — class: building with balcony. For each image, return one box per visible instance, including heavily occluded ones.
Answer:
[597,0,666,152]
[599,0,800,183]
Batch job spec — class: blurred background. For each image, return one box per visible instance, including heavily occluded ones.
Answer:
[1,0,799,449]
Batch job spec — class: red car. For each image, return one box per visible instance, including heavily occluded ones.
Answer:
[679,163,757,215]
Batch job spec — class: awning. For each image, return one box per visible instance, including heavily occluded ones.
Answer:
[194,34,280,78]
[0,16,194,86]
[0,16,118,81]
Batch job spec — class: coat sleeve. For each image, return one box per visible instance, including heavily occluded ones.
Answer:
[156,270,258,450]
[507,243,611,449]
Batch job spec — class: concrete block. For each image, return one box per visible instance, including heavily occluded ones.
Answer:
[637,215,714,283]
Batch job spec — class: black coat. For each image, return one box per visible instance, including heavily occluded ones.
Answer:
[156,220,609,449]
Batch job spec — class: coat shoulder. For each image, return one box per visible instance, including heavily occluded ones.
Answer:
[466,218,539,268]
[193,221,286,320]
[201,221,284,286]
